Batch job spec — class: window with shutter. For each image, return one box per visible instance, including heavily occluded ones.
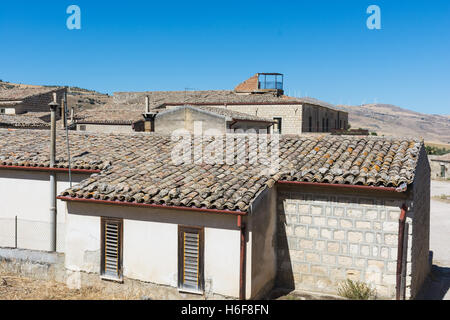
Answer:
[178,226,204,293]
[101,218,123,281]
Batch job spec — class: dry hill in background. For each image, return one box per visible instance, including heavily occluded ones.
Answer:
[1,81,448,145]
[0,80,112,113]
[336,103,450,146]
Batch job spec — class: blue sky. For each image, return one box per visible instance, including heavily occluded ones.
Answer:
[0,0,449,114]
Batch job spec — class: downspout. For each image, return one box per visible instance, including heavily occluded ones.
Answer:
[396,204,408,300]
[237,215,246,300]
[49,95,58,252]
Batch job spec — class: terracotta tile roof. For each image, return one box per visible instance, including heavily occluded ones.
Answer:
[0,130,423,212]
[113,90,339,110]
[74,108,144,125]
[0,112,65,129]
[0,87,62,101]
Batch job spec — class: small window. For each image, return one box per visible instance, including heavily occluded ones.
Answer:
[79,124,86,131]
[0,108,5,114]
[101,218,123,281]
[273,117,282,134]
[441,164,446,178]
[178,226,204,293]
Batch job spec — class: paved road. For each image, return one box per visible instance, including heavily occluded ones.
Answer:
[419,180,450,299]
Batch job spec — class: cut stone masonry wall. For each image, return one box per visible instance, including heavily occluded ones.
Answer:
[276,186,420,299]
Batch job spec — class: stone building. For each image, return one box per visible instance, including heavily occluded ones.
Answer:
[0,129,430,300]
[0,87,66,115]
[71,108,145,133]
[153,105,274,135]
[113,73,349,135]
[428,153,450,180]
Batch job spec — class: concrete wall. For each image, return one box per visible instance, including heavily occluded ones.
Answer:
[248,186,278,299]
[155,107,226,135]
[0,107,16,115]
[409,146,431,298]
[0,169,91,252]
[276,184,416,299]
[76,123,134,133]
[64,201,245,299]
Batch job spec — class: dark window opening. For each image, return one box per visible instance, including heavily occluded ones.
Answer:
[441,165,446,178]
[178,226,204,293]
[308,116,312,132]
[273,117,282,134]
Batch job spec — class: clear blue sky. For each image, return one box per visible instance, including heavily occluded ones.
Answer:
[1,0,449,114]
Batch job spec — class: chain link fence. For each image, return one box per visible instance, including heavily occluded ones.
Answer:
[0,217,65,252]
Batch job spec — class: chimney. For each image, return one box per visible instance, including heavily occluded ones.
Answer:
[145,96,150,113]
[48,93,59,252]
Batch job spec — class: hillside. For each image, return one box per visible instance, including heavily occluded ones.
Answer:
[0,80,112,112]
[1,81,449,145]
[336,103,450,145]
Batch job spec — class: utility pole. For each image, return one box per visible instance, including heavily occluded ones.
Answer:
[49,93,58,252]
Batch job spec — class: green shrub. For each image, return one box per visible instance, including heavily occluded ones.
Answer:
[337,279,377,300]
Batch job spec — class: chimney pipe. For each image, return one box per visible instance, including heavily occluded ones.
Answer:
[61,98,66,129]
[70,107,74,123]
[49,94,58,252]
[145,96,150,113]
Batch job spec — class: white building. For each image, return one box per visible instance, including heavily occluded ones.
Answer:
[0,129,430,300]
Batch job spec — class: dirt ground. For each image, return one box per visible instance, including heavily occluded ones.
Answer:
[0,271,141,300]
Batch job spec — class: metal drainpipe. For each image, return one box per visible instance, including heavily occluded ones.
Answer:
[49,94,58,252]
[238,215,247,300]
[396,204,408,300]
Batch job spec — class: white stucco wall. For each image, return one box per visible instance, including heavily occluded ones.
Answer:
[65,202,244,298]
[0,107,16,114]
[0,169,91,252]
[76,123,134,133]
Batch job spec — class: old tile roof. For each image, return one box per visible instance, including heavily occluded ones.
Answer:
[0,112,66,129]
[0,87,62,101]
[158,105,274,123]
[113,90,339,110]
[74,108,144,125]
[0,129,423,212]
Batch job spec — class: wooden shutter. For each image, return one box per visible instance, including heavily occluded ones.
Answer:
[101,218,123,280]
[178,226,204,292]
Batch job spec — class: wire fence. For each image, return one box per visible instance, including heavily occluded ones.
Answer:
[0,217,65,252]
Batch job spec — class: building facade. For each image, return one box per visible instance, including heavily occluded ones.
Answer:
[0,129,430,300]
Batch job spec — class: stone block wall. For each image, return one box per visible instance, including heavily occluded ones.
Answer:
[216,104,303,135]
[16,88,66,114]
[276,185,414,299]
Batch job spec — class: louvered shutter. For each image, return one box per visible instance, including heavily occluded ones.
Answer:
[178,227,204,292]
[102,219,122,279]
